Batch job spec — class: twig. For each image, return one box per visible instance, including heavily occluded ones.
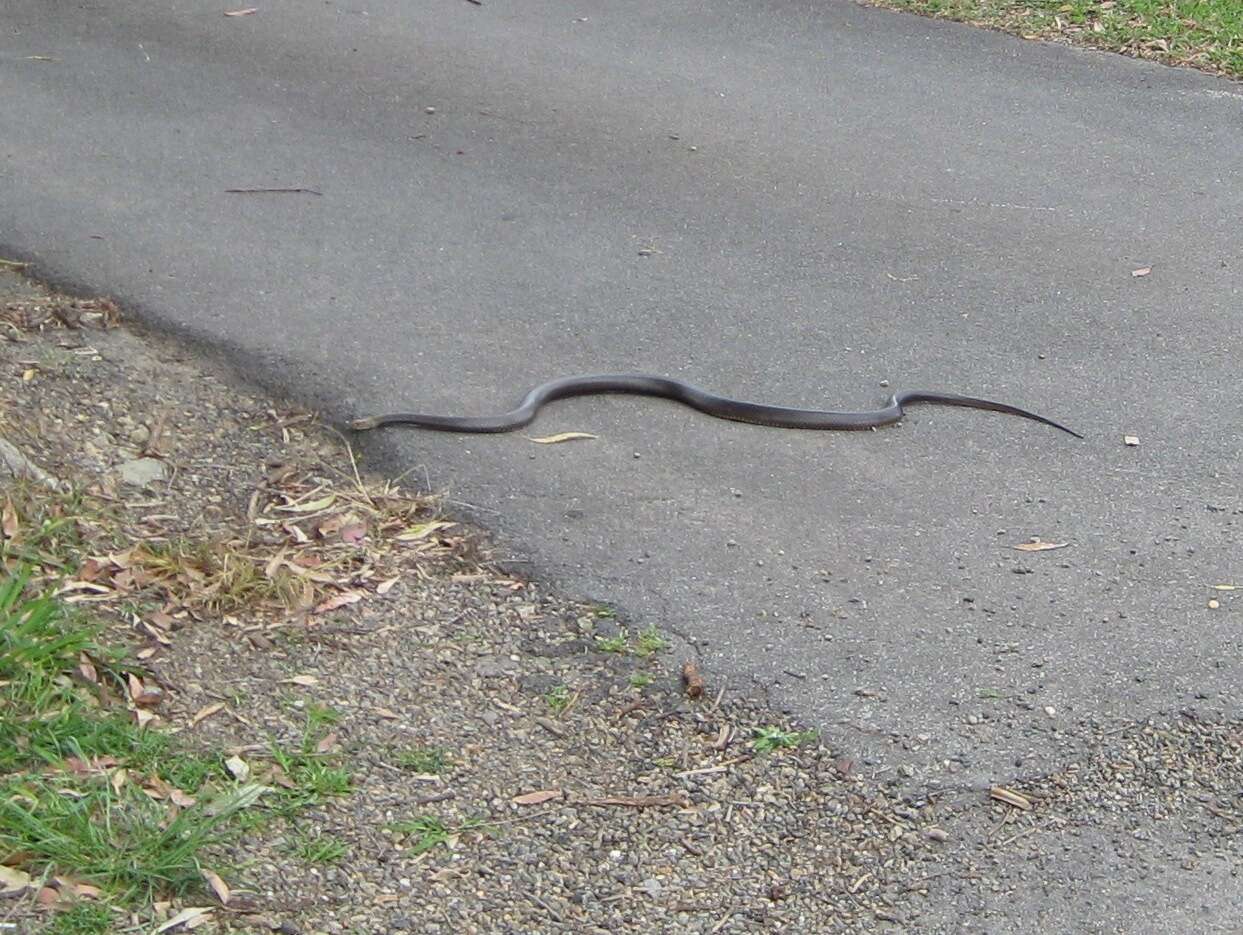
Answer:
[709,909,735,933]
[672,755,749,779]
[529,893,563,923]
[225,187,322,195]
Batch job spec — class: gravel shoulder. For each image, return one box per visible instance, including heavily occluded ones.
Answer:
[3,269,1242,933]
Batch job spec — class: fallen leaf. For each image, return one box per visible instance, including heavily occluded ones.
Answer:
[202,869,230,905]
[1131,266,1152,277]
[190,702,226,727]
[395,521,454,542]
[681,659,705,698]
[1011,540,1069,552]
[78,653,98,684]
[512,789,563,806]
[339,523,368,544]
[110,768,128,794]
[283,674,318,686]
[1211,584,1239,591]
[0,865,31,894]
[1123,435,1140,446]
[373,706,401,719]
[528,432,598,444]
[376,575,400,595]
[223,7,258,15]
[170,788,197,807]
[224,755,250,781]
[315,732,339,754]
[313,590,363,614]
[274,494,336,514]
[154,907,213,933]
[989,786,1032,810]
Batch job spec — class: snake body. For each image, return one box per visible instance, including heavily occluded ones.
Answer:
[349,374,1082,438]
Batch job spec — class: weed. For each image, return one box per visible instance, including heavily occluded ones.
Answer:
[596,633,628,654]
[395,746,450,775]
[752,726,818,754]
[386,815,491,855]
[545,684,571,714]
[293,832,348,864]
[635,626,669,657]
[44,902,116,935]
[629,672,654,689]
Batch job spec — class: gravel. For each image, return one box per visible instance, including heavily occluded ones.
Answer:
[4,271,1243,933]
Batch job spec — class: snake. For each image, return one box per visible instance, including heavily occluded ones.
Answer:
[349,374,1083,439]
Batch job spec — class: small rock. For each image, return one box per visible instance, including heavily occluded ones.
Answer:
[640,878,662,898]
[127,424,151,446]
[926,827,949,843]
[117,457,168,487]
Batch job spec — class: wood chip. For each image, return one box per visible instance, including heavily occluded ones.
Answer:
[989,786,1032,810]
[512,789,563,806]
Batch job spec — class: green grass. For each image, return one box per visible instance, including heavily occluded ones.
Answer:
[752,726,818,754]
[395,745,450,774]
[386,815,492,855]
[875,0,1243,77]
[545,684,571,713]
[629,671,654,689]
[292,832,348,864]
[44,902,116,935]
[635,626,669,657]
[0,565,349,920]
[595,633,629,654]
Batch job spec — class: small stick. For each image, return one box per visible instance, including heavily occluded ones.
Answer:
[225,187,322,195]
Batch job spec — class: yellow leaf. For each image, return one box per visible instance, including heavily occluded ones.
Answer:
[376,575,400,595]
[527,432,598,444]
[395,521,454,542]
[274,494,336,514]
[1211,584,1239,591]
[0,865,31,894]
[154,907,213,933]
[202,869,230,905]
[190,702,225,727]
[512,789,563,805]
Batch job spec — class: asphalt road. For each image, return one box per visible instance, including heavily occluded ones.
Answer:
[5,0,1241,805]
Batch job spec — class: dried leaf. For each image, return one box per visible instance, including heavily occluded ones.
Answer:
[78,653,98,684]
[0,865,31,894]
[1211,584,1239,591]
[528,432,598,444]
[110,768,128,794]
[1131,266,1152,277]
[395,521,454,542]
[154,907,213,933]
[1011,540,1069,552]
[274,494,336,514]
[170,788,197,807]
[313,590,363,614]
[223,7,258,15]
[376,575,400,595]
[202,869,230,905]
[339,523,367,544]
[224,755,250,781]
[512,789,563,806]
[373,706,401,720]
[283,674,318,686]
[190,702,226,727]
[989,786,1032,810]
[315,732,339,754]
